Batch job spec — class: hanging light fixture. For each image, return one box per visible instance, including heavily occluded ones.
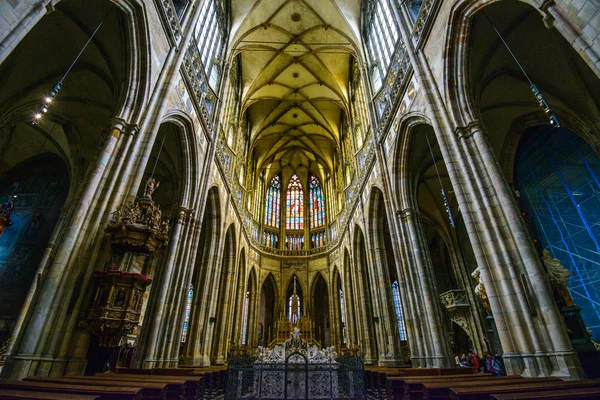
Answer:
[31,6,115,125]
[484,12,561,128]
[425,133,456,228]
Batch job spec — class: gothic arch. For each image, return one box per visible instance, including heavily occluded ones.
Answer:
[443,0,600,132]
[259,272,278,346]
[352,224,378,363]
[180,186,221,365]
[391,113,433,208]
[211,223,237,363]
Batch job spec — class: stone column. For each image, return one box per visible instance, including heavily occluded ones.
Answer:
[397,208,453,368]
[134,208,189,368]
[394,0,583,378]
[453,121,582,378]
[1,126,128,380]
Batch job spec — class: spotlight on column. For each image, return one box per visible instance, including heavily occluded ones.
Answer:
[531,85,561,128]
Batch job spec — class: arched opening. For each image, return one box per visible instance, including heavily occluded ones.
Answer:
[212,224,236,363]
[0,154,69,346]
[369,187,407,364]
[232,248,246,345]
[242,266,257,346]
[312,273,330,346]
[331,267,346,347]
[259,273,277,346]
[354,226,378,363]
[0,0,135,186]
[515,126,600,343]
[181,187,221,364]
[0,0,150,379]
[286,274,303,324]
[343,249,357,346]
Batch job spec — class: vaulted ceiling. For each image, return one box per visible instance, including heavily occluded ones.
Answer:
[230,0,362,183]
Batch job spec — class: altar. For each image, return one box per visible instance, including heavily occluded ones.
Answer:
[226,328,365,399]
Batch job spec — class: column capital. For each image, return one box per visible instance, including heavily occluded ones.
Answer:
[396,207,417,219]
[455,119,483,140]
[111,116,139,136]
[177,207,195,224]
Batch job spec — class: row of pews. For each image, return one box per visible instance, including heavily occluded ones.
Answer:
[0,365,226,399]
[364,366,600,400]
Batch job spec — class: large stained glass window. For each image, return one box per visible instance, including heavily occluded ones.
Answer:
[339,288,347,344]
[181,284,194,343]
[286,174,304,230]
[392,281,408,340]
[264,175,281,228]
[309,175,325,228]
[285,235,304,251]
[241,291,250,345]
[263,231,279,248]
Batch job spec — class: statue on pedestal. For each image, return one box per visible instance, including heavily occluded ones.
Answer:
[471,267,492,315]
[144,177,160,199]
[542,249,574,307]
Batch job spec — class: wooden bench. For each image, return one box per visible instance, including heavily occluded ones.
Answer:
[421,376,561,400]
[0,389,99,400]
[99,372,203,400]
[24,376,169,400]
[490,386,600,399]
[386,374,493,400]
[0,380,142,400]
[450,379,600,400]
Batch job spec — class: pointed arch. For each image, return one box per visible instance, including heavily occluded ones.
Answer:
[309,174,325,229]
[285,174,304,230]
[259,273,278,346]
[264,174,281,228]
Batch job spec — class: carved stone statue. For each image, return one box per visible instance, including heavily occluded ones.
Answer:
[144,177,160,199]
[471,267,492,315]
[542,249,574,307]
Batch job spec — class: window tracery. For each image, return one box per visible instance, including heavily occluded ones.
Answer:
[181,284,193,343]
[363,0,400,92]
[264,175,281,228]
[392,281,408,341]
[286,174,304,230]
[309,175,325,229]
[194,0,226,90]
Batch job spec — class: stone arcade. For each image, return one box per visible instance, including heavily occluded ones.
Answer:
[0,0,600,397]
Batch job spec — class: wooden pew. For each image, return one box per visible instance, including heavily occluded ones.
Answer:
[0,380,142,400]
[421,376,561,400]
[101,372,203,400]
[0,389,99,400]
[490,386,600,399]
[450,379,600,400]
[386,374,493,400]
[24,376,169,400]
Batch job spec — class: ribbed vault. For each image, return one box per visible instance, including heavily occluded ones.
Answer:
[230,0,361,183]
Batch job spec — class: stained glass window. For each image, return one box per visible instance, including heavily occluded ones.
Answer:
[181,284,194,343]
[241,291,250,345]
[285,235,304,251]
[263,231,279,248]
[339,288,347,344]
[288,294,301,325]
[286,174,304,230]
[264,175,281,228]
[310,232,326,248]
[309,175,325,229]
[392,281,408,340]
[363,0,399,92]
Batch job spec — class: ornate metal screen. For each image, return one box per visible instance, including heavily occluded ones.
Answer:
[225,333,365,399]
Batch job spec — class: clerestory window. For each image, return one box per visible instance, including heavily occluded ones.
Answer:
[363,0,400,92]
